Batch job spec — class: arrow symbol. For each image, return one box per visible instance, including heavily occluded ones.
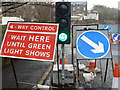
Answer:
[104,26,109,29]
[81,35,104,53]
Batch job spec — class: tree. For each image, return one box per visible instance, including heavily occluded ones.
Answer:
[1,2,55,22]
[1,2,28,15]
[93,5,118,23]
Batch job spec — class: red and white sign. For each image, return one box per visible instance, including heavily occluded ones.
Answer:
[0,22,59,62]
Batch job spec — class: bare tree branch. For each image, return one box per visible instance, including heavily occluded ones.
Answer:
[0,2,28,15]
[1,2,20,6]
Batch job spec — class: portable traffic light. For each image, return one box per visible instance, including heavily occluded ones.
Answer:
[56,2,71,44]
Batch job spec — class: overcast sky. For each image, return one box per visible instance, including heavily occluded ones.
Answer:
[55,0,120,10]
[2,0,120,10]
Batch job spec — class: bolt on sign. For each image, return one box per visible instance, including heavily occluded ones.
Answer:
[0,22,59,62]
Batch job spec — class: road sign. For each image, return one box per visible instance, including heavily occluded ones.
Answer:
[76,30,110,59]
[72,24,98,47]
[112,34,120,41]
[0,22,59,62]
[103,25,110,31]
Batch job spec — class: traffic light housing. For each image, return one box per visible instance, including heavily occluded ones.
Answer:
[56,2,71,44]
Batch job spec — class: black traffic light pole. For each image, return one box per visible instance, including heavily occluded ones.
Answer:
[61,0,64,87]
[62,44,65,86]
[56,1,71,87]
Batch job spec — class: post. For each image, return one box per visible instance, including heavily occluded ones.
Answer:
[50,62,54,87]
[100,60,103,85]
[56,42,60,87]
[104,59,109,82]
[62,44,65,87]
[10,59,19,87]
[111,58,114,73]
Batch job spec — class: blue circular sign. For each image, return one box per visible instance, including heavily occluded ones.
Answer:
[76,31,110,59]
[113,34,120,41]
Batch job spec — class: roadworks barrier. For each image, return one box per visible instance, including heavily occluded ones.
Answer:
[83,72,96,83]
[112,62,120,89]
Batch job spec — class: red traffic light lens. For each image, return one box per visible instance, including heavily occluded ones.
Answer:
[58,4,68,15]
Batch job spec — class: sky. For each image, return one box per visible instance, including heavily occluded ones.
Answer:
[2,0,120,10]
[55,0,120,10]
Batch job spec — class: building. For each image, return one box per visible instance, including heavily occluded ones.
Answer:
[2,17,24,25]
[71,1,87,16]
[84,10,99,20]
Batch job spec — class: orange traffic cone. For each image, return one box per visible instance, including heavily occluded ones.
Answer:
[88,60,96,71]
[112,62,120,88]
[60,58,66,64]
[61,44,62,49]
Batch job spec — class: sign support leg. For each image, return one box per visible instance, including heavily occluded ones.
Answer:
[10,59,19,87]
[50,62,54,87]
[104,59,109,82]
[111,58,114,73]
[76,60,79,88]
[100,60,104,85]
[62,44,64,87]
[77,60,79,79]
[95,59,96,68]
[72,25,76,87]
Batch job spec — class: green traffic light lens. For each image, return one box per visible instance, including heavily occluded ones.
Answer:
[59,33,67,42]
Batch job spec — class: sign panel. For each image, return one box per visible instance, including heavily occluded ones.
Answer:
[72,24,98,47]
[103,25,110,31]
[0,22,59,62]
[112,34,120,41]
[76,30,111,59]
[99,24,118,33]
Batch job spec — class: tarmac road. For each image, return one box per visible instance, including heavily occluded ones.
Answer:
[2,59,51,88]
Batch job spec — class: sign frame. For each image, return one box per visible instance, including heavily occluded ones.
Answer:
[0,21,59,62]
[72,24,98,48]
[76,29,112,60]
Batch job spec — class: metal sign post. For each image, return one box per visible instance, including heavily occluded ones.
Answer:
[10,59,19,87]
[56,42,60,87]
[62,44,64,86]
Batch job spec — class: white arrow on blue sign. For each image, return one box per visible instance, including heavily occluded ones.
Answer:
[103,25,109,31]
[113,34,120,41]
[76,31,110,59]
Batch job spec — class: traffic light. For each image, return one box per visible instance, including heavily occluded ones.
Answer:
[56,2,71,44]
